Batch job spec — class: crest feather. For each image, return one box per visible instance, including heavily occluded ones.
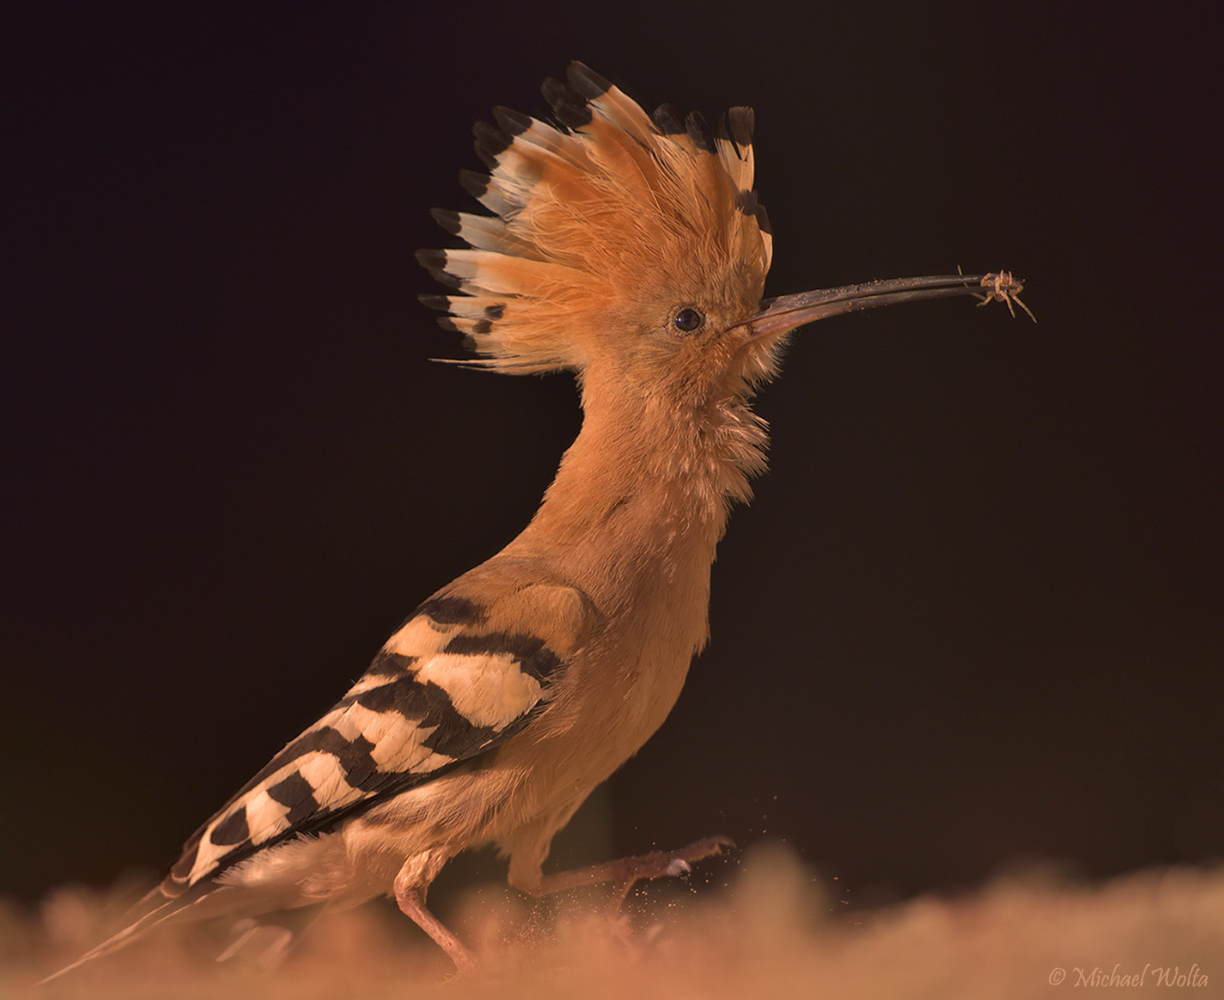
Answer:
[420,62,773,374]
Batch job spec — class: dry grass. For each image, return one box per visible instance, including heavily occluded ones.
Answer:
[7,844,1222,999]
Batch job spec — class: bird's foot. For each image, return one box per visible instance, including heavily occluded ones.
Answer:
[537,835,736,908]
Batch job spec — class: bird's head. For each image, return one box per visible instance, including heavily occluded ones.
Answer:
[419,63,1028,409]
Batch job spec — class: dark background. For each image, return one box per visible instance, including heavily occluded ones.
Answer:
[4,3,1220,910]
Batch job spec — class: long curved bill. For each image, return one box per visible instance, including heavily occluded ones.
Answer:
[745,271,1033,339]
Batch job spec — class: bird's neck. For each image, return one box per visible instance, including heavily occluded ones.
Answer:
[507,377,768,606]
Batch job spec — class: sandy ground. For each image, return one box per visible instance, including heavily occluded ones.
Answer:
[6,844,1222,999]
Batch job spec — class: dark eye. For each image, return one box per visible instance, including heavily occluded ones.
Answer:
[673,307,705,333]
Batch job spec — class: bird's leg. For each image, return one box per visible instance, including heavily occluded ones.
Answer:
[531,835,735,912]
[393,848,476,973]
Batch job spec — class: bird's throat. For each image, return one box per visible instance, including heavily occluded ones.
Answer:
[509,386,768,590]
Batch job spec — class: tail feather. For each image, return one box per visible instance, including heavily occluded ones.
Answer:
[38,882,299,985]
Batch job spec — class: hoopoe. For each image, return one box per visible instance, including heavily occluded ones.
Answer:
[46,62,1028,980]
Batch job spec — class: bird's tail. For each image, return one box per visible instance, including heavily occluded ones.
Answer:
[38,881,300,985]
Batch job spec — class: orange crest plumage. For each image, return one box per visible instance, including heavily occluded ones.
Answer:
[418,62,773,374]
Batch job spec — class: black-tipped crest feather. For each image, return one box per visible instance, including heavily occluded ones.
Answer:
[430,208,462,235]
[684,110,716,152]
[492,105,533,136]
[566,61,612,99]
[472,121,512,169]
[650,103,686,135]
[724,106,755,150]
[419,63,773,373]
[541,77,592,129]
[458,169,489,200]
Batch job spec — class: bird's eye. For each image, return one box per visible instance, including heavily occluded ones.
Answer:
[673,307,705,333]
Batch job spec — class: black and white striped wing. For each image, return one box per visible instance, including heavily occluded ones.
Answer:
[164,584,593,895]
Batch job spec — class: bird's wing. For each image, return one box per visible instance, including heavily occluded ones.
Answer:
[163,578,598,896]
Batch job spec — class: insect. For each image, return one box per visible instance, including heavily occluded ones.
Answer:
[46,62,1026,980]
[972,270,1036,321]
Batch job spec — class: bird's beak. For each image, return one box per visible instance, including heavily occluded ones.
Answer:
[744,271,1031,339]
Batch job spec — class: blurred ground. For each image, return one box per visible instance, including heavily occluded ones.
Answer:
[8,843,1221,999]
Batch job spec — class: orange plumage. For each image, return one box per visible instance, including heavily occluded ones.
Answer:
[419,65,771,375]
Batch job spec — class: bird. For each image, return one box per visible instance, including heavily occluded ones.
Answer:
[45,61,1029,980]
